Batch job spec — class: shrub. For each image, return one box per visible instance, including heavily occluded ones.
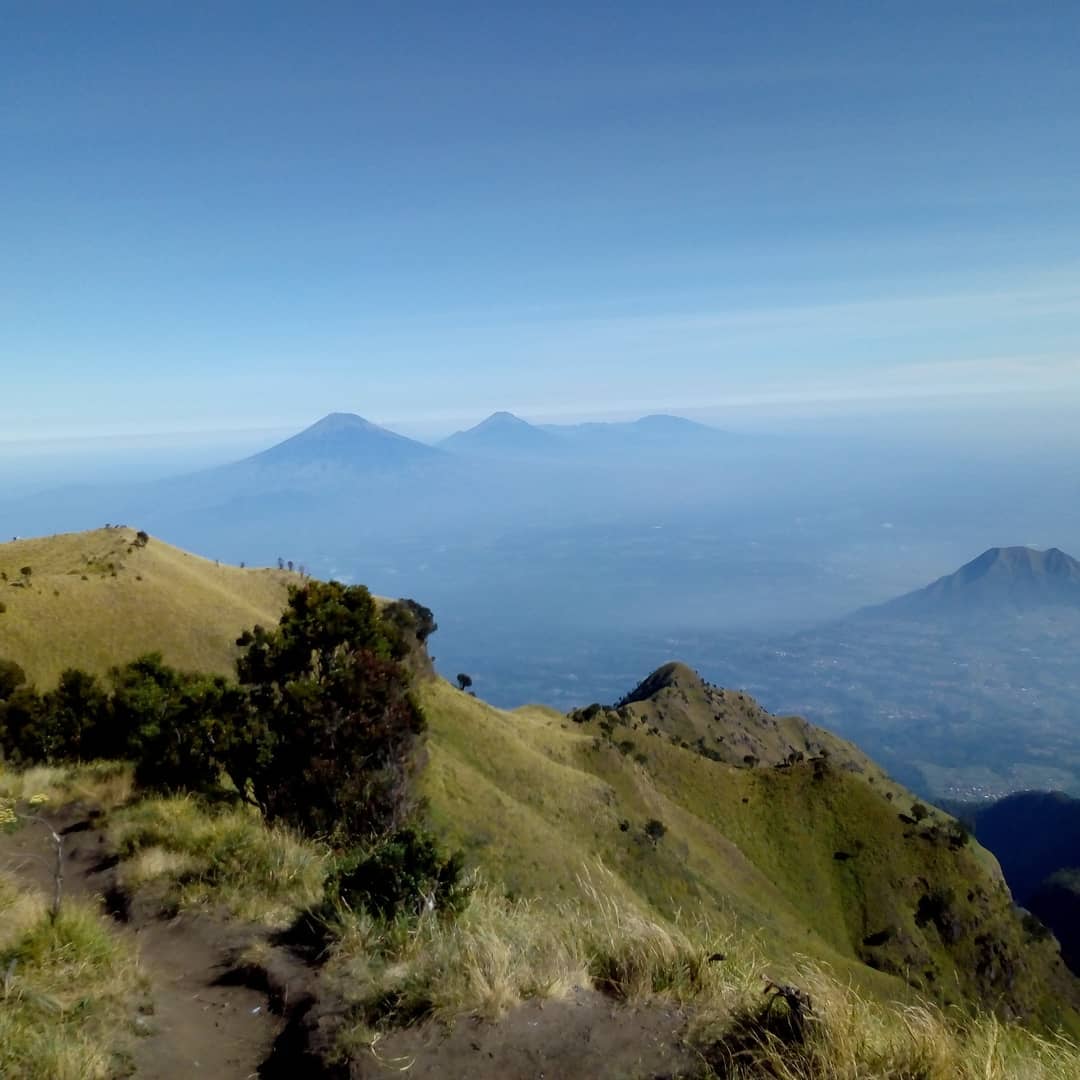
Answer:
[104,654,244,792]
[0,687,45,764]
[0,659,27,702]
[40,669,109,762]
[333,826,470,919]
[232,581,425,844]
[382,598,437,645]
[643,818,667,844]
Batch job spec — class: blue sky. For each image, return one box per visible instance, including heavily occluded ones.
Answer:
[3,1,1079,440]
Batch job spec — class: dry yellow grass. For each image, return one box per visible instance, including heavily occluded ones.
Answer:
[696,961,1080,1079]
[0,760,133,811]
[0,527,297,686]
[108,794,331,927]
[0,872,143,1079]
[328,870,1080,1080]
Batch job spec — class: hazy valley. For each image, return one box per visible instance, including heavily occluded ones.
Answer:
[9,412,1078,805]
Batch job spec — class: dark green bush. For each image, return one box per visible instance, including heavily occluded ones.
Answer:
[0,659,26,702]
[644,818,667,843]
[230,581,425,844]
[333,827,470,919]
[108,655,245,792]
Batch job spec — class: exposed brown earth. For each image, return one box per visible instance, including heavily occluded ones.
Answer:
[350,987,696,1080]
[1,804,698,1080]
[0,806,307,1080]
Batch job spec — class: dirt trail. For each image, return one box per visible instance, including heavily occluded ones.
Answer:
[0,806,307,1080]
[2,806,700,1080]
[351,986,696,1080]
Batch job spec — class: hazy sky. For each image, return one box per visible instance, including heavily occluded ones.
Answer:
[3,2,1079,440]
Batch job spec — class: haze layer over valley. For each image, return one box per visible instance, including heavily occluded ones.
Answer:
[6,406,1080,803]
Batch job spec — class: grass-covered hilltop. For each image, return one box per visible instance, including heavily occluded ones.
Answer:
[2,528,1079,1079]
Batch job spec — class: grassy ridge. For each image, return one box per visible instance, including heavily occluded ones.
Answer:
[0,528,295,686]
[1,528,1077,1051]
[418,677,1077,1027]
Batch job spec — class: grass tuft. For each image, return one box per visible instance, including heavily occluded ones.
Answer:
[109,794,329,926]
[0,873,142,1080]
[327,870,1080,1079]
[696,961,1080,1079]
[0,760,133,811]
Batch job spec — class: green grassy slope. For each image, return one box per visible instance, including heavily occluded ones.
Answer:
[419,675,1078,1026]
[1,528,1073,1029]
[0,528,296,686]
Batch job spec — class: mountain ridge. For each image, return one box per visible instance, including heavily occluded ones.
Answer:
[3,527,1078,1033]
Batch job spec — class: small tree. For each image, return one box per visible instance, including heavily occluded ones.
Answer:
[0,685,45,763]
[36,668,109,763]
[333,827,470,918]
[231,581,425,843]
[644,818,667,844]
[456,673,473,692]
[109,654,244,792]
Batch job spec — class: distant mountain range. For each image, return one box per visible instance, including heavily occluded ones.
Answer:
[439,410,733,459]
[541,412,733,449]
[866,545,1080,617]
[204,409,735,481]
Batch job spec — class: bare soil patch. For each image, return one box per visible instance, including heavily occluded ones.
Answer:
[2,806,700,1079]
[0,805,316,1080]
[350,986,697,1080]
